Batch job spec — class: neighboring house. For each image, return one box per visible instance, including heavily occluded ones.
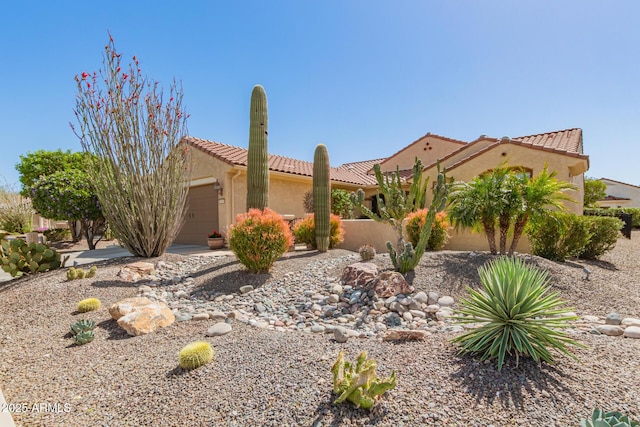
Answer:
[176,128,589,247]
[597,178,640,208]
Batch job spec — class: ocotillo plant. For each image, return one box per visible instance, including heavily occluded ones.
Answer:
[246,85,269,210]
[351,158,449,273]
[313,144,331,252]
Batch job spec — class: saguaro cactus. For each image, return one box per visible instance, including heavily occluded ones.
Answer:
[246,85,269,210]
[313,144,331,252]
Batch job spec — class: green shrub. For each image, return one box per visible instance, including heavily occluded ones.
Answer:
[331,350,396,410]
[526,212,592,261]
[292,214,344,249]
[301,189,356,219]
[584,207,640,228]
[179,341,214,370]
[0,239,63,277]
[451,257,584,371]
[358,244,376,261]
[581,408,639,427]
[43,228,71,242]
[405,209,450,251]
[228,208,293,273]
[579,216,623,259]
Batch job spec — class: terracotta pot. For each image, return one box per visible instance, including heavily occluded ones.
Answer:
[207,237,225,250]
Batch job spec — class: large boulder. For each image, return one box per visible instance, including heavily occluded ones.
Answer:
[109,297,175,336]
[340,262,378,288]
[366,271,414,298]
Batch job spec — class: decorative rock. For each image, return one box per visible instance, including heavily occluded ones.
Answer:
[595,325,624,336]
[192,313,209,321]
[239,285,254,294]
[605,313,622,325]
[382,329,427,341]
[311,324,326,333]
[621,317,640,327]
[109,297,175,336]
[206,322,232,336]
[582,315,601,323]
[334,326,349,343]
[367,271,414,298]
[436,309,453,321]
[127,261,155,275]
[138,285,153,293]
[156,260,167,269]
[175,313,192,322]
[255,303,266,313]
[340,262,378,288]
[330,284,344,295]
[208,311,227,321]
[428,291,440,305]
[328,294,340,303]
[402,311,413,322]
[437,296,455,307]
[425,304,440,314]
[413,291,428,304]
[623,326,640,339]
[409,310,426,318]
[116,268,141,282]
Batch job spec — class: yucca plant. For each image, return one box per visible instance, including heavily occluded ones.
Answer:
[581,408,639,427]
[450,257,585,370]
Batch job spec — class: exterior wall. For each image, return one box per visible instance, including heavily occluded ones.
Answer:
[423,143,588,214]
[598,179,640,208]
[379,135,463,172]
[337,220,532,254]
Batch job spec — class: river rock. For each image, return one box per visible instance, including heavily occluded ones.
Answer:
[595,325,624,336]
[206,322,232,337]
[605,313,622,325]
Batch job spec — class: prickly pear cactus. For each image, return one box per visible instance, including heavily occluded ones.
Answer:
[331,350,396,410]
[0,239,62,277]
[313,144,331,252]
[246,84,269,210]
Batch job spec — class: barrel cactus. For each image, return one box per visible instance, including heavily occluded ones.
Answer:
[179,341,214,370]
[313,144,331,252]
[77,298,101,313]
[246,84,269,210]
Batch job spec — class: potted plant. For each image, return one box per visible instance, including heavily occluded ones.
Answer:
[207,230,225,249]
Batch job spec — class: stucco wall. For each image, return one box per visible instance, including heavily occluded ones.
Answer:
[379,135,463,172]
[598,179,640,208]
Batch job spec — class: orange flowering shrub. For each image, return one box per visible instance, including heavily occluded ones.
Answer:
[405,209,450,251]
[228,208,293,273]
[292,214,344,249]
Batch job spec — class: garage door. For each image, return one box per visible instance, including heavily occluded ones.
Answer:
[174,184,219,245]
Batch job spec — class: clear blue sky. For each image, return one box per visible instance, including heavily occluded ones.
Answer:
[1,1,639,188]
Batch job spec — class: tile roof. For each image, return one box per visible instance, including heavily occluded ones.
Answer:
[379,132,466,168]
[184,136,378,186]
[600,177,640,189]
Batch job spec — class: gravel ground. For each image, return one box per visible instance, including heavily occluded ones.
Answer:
[1,231,639,427]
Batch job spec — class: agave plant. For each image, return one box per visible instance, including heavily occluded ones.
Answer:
[73,330,95,346]
[581,408,639,427]
[70,319,96,336]
[450,257,585,370]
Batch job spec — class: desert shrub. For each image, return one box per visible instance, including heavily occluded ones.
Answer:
[228,208,293,273]
[526,212,592,262]
[358,244,376,261]
[0,186,33,233]
[579,216,623,259]
[44,228,71,242]
[451,257,584,371]
[581,408,639,427]
[405,209,450,251]
[292,214,344,249]
[302,189,356,219]
[584,207,640,228]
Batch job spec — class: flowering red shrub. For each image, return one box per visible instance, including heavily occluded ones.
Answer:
[292,214,344,249]
[405,209,449,251]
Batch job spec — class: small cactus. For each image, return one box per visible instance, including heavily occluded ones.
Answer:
[73,330,95,346]
[70,319,96,336]
[179,341,214,370]
[358,245,376,261]
[77,268,86,279]
[581,409,639,427]
[86,266,97,278]
[77,298,101,313]
[67,267,78,280]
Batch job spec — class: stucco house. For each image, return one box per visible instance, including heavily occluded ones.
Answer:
[175,128,589,251]
[596,178,640,208]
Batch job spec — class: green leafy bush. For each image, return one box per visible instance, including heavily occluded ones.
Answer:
[405,209,450,251]
[292,214,344,249]
[43,228,71,242]
[584,207,640,228]
[526,212,592,261]
[331,350,396,410]
[301,189,356,219]
[581,408,639,427]
[228,208,293,273]
[451,257,584,371]
[0,239,63,277]
[579,216,623,259]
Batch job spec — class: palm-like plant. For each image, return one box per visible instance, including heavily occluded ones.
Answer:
[448,169,510,255]
[450,257,585,371]
[507,167,575,255]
